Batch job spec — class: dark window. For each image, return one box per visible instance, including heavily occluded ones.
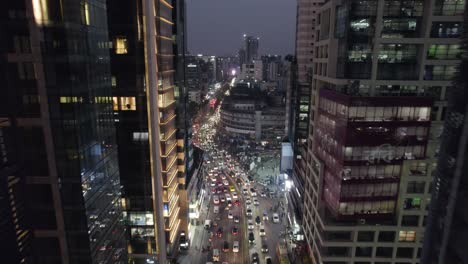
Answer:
[376,247,393,258]
[323,247,350,257]
[32,237,61,263]
[401,215,419,226]
[378,231,395,242]
[396,247,414,258]
[407,181,425,193]
[357,231,374,242]
[324,231,352,241]
[355,247,373,257]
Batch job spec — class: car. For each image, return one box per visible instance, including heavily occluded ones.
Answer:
[272,213,280,223]
[242,188,249,195]
[210,181,216,187]
[223,241,229,252]
[246,208,252,216]
[227,200,232,207]
[253,198,259,206]
[248,232,255,243]
[250,188,257,197]
[213,195,220,204]
[220,196,226,203]
[112,248,125,260]
[251,252,259,264]
[234,215,240,223]
[261,242,268,253]
[225,194,231,201]
[212,249,220,262]
[255,216,261,225]
[229,186,236,192]
[234,200,241,206]
[221,174,226,180]
[179,231,189,250]
[231,226,238,235]
[216,228,223,237]
[246,198,251,205]
[99,240,111,251]
[262,212,269,221]
[211,188,217,194]
[217,181,223,187]
[216,188,222,194]
[223,187,229,193]
[260,191,267,197]
[233,241,239,253]
[223,180,229,186]
[247,220,254,230]
[232,192,238,199]
[228,212,233,219]
[265,256,272,264]
[259,226,266,236]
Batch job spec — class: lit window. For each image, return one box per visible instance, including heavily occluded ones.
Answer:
[112,97,119,110]
[81,1,90,25]
[32,0,50,25]
[163,203,169,217]
[399,231,416,242]
[111,76,117,87]
[133,132,149,142]
[59,96,82,103]
[115,37,128,54]
[120,97,136,110]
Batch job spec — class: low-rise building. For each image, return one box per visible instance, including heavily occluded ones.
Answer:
[220,86,285,141]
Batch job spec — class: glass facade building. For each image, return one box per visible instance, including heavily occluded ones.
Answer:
[2,0,125,263]
[107,0,185,262]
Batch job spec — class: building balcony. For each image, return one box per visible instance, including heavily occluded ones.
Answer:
[159,99,176,109]
[160,140,177,157]
[162,154,177,174]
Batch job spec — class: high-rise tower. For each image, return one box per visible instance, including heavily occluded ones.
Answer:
[297,1,464,263]
[107,0,185,262]
[1,0,125,263]
[244,35,259,63]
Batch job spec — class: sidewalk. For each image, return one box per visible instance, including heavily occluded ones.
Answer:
[177,194,211,264]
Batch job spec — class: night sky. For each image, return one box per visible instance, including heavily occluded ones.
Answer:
[186,0,296,57]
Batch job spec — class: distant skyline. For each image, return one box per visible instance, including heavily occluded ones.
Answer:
[186,0,296,57]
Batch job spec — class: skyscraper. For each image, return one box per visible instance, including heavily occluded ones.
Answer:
[296,1,464,263]
[295,0,324,84]
[238,48,246,68]
[243,35,259,63]
[289,0,324,235]
[107,0,185,262]
[2,0,125,263]
[422,4,468,263]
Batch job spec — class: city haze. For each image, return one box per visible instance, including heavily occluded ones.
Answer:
[187,0,296,56]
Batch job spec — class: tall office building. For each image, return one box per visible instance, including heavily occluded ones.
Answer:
[289,0,324,235]
[296,0,324,83]
[243,35,259,63]
[1,0,125,263]
[422,5,468,263]
[238,48,246,68]
[297,1,464,263]
[107,0,185,262]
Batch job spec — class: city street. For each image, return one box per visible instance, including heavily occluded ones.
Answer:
[178,100,288,264]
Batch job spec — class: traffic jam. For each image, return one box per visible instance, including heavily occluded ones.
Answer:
[193,110,276,264]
